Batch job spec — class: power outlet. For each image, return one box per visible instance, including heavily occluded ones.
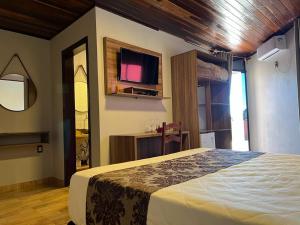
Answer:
[37,145,43,153]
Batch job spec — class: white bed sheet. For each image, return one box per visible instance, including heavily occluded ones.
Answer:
[69,149,300,225]
[68,148,210,225]
[148,153,300,225]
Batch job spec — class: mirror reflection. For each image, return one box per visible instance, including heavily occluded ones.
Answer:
[75,81,88,112]
[73,46,90,172]
[74,66,88,113]
[0,73,37,111]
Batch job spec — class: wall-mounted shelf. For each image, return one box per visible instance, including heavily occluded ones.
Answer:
[108,92,171,100]
[211,103,230,106]
[200,129,231,134]
[0,132,49,147]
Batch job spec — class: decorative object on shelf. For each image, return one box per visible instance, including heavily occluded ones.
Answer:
[145,118,160,133]
[77,139,89,166]
[197,59,229,81]
[74,65,88,112]
[123,86,159,96]
[0,54,37,112]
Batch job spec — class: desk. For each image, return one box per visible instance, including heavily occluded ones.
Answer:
[110,131,190,164]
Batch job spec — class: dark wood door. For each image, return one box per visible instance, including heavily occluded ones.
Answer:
[62,49,76,186]
[62,37,90,186]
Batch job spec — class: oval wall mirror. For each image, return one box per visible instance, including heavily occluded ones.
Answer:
[74,65,88,112]
[0,54,37,112]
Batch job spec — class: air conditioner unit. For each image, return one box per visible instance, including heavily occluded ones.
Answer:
[257,35,287,61]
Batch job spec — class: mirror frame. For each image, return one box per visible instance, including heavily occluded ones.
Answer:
[0,54,37,112]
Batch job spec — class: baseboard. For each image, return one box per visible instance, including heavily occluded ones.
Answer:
[0,177,64,194]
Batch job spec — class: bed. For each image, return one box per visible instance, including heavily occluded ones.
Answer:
[69,148,300,225]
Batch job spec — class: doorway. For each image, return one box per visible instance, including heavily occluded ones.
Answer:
[230,71,249,151]
[62,37,91,186]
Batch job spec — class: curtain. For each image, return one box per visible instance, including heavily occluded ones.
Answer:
[233,57,246,72]
[295,18,300,119]
[215,51,233,85]
[216,52,233,74]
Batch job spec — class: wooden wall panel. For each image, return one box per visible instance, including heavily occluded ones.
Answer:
[171,50,200,148]
[103,37,163,97]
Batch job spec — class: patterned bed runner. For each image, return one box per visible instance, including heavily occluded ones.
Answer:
[86,149,264,225]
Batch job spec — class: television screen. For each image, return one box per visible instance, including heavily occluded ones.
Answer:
[118,48,159,85]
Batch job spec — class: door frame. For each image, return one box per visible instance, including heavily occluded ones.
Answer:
[231,70,251,151]
[243,71,251,151]
[61,37,91,186]
[232,57,251,151]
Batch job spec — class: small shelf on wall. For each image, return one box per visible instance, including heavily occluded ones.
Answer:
[108,86,170,100]
[211,103,230,106]
[0,132,49,147]
[200,129,231,134]
[108,92,170,100]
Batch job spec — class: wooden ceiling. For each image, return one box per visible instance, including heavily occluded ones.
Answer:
[95,0,300,55]
[0,0,299,55]
[0,0,94,39]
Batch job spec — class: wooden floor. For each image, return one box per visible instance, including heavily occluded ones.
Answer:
[0,187,69,225]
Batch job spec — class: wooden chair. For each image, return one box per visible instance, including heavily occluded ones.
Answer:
[161,122,182,155]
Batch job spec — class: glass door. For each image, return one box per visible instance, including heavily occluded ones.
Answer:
[230,71,249,151]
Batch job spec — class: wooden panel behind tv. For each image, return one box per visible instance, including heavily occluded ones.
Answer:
[103,37,163,98]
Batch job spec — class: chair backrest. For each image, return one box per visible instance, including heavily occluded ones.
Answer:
[161,122,182,155]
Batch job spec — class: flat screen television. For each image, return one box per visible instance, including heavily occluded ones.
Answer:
[117,48,159,85]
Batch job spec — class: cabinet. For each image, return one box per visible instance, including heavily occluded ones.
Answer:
[171,50,232,149]
[110,131,190,164]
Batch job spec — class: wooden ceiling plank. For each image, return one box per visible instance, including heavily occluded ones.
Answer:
[0,7,61,32]
[97,0,233,50]
[191,0,263,35]
[0,16,55,39]
[273,0,295,17]
[98,0,298,52]
[0,0,95,39]
[245,0,287,28]
[0,1,76,27]
[0,0,298,53]
[224,0,279,32]
[192,0,272,49]
[33,0,78,17]
[169,0,261,47]
[123,0,240,51]
[285,0,300,13]
[147,0,256,51]
[140,0,255,52]
[204,0,269,38]
[33,0,94,16]
[279,0,297,15]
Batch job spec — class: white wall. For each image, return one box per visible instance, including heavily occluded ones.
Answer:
[0,30,53,186]
[0,7,208,185]
[50,9,100,180]
[95,8,205,165]
[246,27,300,154]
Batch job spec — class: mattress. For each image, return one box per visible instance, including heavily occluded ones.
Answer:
[69,148,300,225]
